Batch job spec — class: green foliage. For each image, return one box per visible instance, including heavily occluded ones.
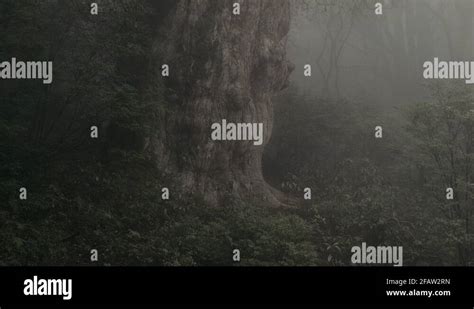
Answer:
[0,0,167,265]
[404,82,474,265]
[264,83,473,266]
[1,2,472,267]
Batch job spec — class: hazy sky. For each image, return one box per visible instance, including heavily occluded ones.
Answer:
[287,0,474,108]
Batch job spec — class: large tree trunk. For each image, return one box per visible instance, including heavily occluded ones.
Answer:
[150,0,293,207]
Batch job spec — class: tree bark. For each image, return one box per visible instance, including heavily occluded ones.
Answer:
[150,0,293,207]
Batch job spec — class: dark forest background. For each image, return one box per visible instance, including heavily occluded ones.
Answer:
[1,0,473,266]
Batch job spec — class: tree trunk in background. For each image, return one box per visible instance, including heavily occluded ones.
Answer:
[150,0,293,207]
